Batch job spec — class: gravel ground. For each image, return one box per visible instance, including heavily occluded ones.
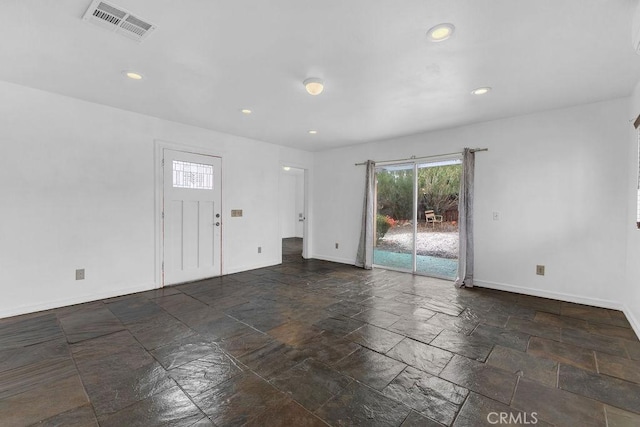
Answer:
[377,225,458,259]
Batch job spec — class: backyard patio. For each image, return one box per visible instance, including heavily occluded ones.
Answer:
[374,221,459,278]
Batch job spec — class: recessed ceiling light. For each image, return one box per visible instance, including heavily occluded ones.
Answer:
[241,109,252,114]
[283,166,291,171]
[308,130,318,134]
[123,71,143,80]
[304,78,324,96]
[427,23,455,42]
[471,87,491,95]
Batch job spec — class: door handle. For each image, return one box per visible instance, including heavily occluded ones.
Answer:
[215,222,220,226]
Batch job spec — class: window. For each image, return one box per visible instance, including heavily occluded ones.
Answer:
[172,160,213,189]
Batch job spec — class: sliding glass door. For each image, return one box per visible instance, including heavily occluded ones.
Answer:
[373,158,461,279]
[373,163,415,272]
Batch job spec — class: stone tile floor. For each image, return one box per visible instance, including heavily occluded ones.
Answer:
[0,238,639,426]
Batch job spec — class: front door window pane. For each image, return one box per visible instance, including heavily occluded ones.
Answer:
[172,160,213,189]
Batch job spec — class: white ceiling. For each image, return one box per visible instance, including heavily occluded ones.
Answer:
[1,0,639,151]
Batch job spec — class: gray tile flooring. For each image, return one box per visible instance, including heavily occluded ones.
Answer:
[0,237,639,426]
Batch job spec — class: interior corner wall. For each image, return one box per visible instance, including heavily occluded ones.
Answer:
[279,172,297,238]
[295,172,304,238]
[0,80,312,319]
[625,82,640,337]
[312,98,630,309]
[279,169,305,239]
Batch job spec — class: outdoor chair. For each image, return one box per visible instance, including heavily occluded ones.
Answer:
[425,210,443,227]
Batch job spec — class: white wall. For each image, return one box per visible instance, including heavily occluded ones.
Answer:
[313,98,630,310]
[2,76,636,325]
[0,81,312,318]
[295,172,304,238]
[279,172,297,238]
[278,168,305,239]
[625,82,640,337]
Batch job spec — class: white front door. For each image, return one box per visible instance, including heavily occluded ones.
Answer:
[163,149,222,285]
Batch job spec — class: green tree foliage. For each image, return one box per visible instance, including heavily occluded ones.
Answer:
[376,164,461,220]
[376,214,392,240]
[376,169,414,219]
[419,164,461,217]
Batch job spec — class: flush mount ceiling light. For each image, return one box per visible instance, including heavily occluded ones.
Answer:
[240,109,252,114]
[304,78,324,95]
[123,71,143,80]
[283,166,291,171]
[308,130,318,134]
[427,23,455,42]
[471,86,491,95]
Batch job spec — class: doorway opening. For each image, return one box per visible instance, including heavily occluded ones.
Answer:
[282,238,303,262]
[373,158,461,279]
[279,166,306,260]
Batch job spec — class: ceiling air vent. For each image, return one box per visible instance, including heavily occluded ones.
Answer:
[82,0,156,42]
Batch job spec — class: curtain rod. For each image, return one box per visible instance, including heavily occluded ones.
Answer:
[354,148,488,166]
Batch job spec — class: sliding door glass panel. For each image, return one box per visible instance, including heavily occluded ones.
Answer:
[372,158,461,280]
[373,163,415,272]
[416,160,462,279]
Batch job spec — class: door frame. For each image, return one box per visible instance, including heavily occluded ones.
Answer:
[278,163,310,261]
[372,155,462,280]
[154,140,224,288]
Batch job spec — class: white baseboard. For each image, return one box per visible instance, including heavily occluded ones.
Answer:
[0,282,157,319]
[474,280,623,311]
[622,304,640,340]
[311,254,355,266]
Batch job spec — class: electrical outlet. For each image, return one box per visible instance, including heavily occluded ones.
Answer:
[76,269,85,280]
[536,265,545,276]
[258,246,262,254]
[335,243,339,249]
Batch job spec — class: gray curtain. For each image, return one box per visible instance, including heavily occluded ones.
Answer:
[455,148,475,288]
[355,160,375,269]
